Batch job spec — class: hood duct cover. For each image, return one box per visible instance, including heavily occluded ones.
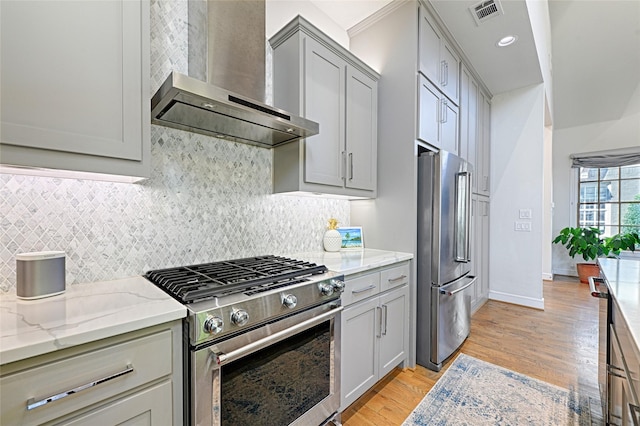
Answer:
[151,0,319,148]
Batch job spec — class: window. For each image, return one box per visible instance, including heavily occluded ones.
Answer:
[577,164,640,236]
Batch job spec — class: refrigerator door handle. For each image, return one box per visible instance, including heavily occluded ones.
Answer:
[454,171,472,262]
[440,276,477,296]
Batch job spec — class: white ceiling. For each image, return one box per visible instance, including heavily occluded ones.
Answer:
[309,0,640,130]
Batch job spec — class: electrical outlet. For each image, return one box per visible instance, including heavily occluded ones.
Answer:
[514,221,532,232]
[519,209,532,219]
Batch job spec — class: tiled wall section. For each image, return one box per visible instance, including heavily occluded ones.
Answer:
[0,0,350,292]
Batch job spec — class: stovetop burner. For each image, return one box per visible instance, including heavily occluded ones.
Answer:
[145,255,328,304]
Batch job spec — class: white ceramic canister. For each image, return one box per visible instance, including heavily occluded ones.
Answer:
[323,218,342,252]
[16,251,66,299]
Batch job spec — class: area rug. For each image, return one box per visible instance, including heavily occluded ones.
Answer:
[403,353,591,425]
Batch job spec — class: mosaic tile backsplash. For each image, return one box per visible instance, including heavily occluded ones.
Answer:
[0,0,349,292]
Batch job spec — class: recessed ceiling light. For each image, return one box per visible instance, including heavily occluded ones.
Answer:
[497,35,518,47]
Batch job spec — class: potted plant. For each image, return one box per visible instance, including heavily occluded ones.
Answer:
[553,227,640,283]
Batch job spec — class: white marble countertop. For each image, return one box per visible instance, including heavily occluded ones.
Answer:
[287,248,413,276]
[598,258,640,352]
[0,276,186,366]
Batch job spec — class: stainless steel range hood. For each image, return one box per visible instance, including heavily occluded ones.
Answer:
[150,0,318,148]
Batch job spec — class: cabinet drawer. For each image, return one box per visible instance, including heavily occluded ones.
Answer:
[380,263,410,292]
[1,330,172,425]
[342,272,380,306]
[616,316,640,403]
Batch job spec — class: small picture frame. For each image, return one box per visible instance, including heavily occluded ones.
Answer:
[337,227,364,250]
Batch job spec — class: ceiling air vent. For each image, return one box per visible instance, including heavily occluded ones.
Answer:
[470,0,504,25]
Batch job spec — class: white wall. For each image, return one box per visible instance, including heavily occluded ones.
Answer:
[266,0,349,47]
[526,0,553,122]
[551,83,640,276]
[489,83,545,309]
[542,122,553,280]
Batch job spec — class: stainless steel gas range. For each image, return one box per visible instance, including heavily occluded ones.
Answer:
[144,255,345,426]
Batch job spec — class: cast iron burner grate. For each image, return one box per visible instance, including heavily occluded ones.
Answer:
[144,255,328,304]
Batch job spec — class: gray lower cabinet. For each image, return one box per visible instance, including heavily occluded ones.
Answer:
[609,298,640,425]
[340,262,410,411]
[0,322,181,426]
[270,16,379,199]
[0,0,150,181]
[471,194,490,311]
[58,382,172,426]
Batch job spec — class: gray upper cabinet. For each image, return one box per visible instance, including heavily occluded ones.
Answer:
[419,6,460,106]
[303,37,346,188]
[418,74,458,154]
[477,92,491,196]
[270,16,379,198]
[0,0,150,181]
[460,64,491,196]
[459,65,478,165]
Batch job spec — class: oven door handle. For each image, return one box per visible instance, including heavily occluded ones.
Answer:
[588,276,608,298]
[213,306,343,366]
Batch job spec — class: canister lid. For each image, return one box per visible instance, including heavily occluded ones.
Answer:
[16,251,66,261]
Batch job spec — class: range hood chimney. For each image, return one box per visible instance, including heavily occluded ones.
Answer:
[151,0,318,148]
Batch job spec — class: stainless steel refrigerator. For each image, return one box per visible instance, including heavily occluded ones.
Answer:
[417,150,476,371]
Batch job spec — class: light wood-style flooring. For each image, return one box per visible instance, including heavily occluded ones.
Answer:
[341,278,602,425]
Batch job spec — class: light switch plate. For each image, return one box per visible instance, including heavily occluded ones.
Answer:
[519,209,532,219]
[515,221,532,232]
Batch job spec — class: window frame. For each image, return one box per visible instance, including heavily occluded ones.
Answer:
[573,165,640,259]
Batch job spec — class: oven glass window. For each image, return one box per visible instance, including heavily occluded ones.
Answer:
[221,322,331,425]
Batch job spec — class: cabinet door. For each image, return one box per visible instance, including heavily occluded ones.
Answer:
[440,98,459,155]
[378,285,409,378]
[481,96,491,195]
[418,75,441,148]
[480,198,490,300]
[459,67,470,161]
[471,196,490,311]
[468,79,479,192]
[476,91,491,195]
[1,1,146,162]
[419,6,459,106]
[459,65,478,166]
[341,298,379,410]
[470,195,479,309]
[440,43,460,105]
[346,66,377,191]
[303,37,346,188]
[418,7,441,87]
[59,381,173,426]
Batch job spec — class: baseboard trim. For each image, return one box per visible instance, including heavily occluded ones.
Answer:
[553,267,577,277]
[542,272,553,281]
[488,290,544,310]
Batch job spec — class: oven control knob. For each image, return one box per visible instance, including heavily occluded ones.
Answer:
[203,316,224,334]
[331,279,345,293]
[282,294,297,309]
[231,309,249,326]
[319,282,334,297]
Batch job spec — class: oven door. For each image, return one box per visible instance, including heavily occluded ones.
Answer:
[191,303,342,426]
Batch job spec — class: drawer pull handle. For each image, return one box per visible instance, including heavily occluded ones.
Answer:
[352,284,376,294]
[27,364,134,410]
[388,274,407,283]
